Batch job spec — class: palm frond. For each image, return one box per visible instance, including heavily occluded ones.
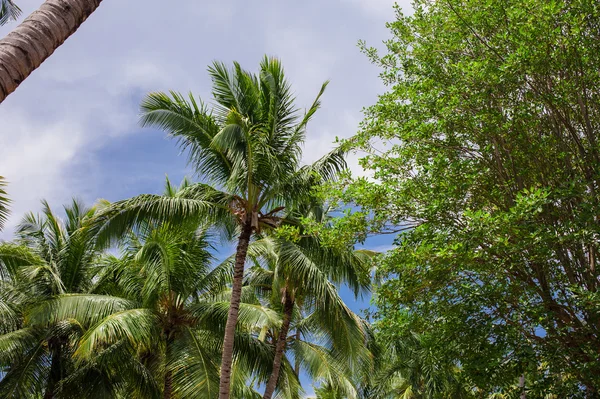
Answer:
[193,301,281,331]
[91,184,233,249]
[0,0,20,26]
[0,176,10,230]
[0,243,45,280]
[26,294,136,328]
[294,340,358,398]
[170,328,221,398]
[140,91,233,183]
[0,335,49,398]
[75,308,159,359]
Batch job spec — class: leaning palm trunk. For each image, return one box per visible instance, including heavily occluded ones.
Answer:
[263,293,294,399]
[0,0,103,103]
[219,219,253,398]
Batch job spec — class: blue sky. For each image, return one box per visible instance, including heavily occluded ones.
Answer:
[0,0,411,395]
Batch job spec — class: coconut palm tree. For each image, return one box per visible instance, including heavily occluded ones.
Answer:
[0,199,116,398]
[92,56,345,399]
[338,333,474,399]
[0,0,104,104]
[0,176,9,230]
[244,207,373,399]
[66,219,284,398]
[49,179,299,398]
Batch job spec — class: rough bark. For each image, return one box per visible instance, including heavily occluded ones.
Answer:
[218,220,253,399]
[263,293,294,399]
[163,338,173,399]
[0,0,103,104]
[294,329,301,376]
[163,370,172,399]
[43,345,62,399]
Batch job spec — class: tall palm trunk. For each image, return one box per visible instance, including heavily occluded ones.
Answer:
[43,346,62,399]
[164,338,173,399]
[263,293,294,399]
[219,220,253,399]
[0,0,103,104]
[294,329,300,376]
[163,372,172,399]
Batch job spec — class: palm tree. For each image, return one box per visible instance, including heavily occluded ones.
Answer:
[0,176,10,230]
[69,220,281,398]
[40,179,297,398]
[355,333,473,399]
[0,0,104,104]
[93,56,345,398]
[0,199,108,398]
[245,207,373,399]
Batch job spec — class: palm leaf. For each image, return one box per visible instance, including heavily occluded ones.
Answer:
[75,308,159,359]
[0,0,20,26]
[0,176,10,230]
[26,294,136,327]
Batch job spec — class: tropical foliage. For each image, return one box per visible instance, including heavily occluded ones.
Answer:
[4,0,600,393]
[244,205,373,399]
[0,176,9,231]
[92,56,346,399]
[0,200,106,397]
[0,59,376,398]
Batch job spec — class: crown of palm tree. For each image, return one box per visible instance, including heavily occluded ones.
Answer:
[0,199,116,398]
[244,207,374,398]
[66,212,298,398]
[92,56,345,243]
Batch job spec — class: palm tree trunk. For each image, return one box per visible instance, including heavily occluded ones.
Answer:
[263,293,294,399]
[163,370,173,399]
[43,346,61,399]
[0,0,103,104]
[164,338,173,399]
[219,220,253,399]
[294,329,300,376]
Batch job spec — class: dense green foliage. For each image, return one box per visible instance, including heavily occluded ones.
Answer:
[0,194,373,398]
[4,1,600,396]
[322,0,600,396]
[245,205,373,398]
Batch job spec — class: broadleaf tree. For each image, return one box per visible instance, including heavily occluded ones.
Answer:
[323,0,600,395]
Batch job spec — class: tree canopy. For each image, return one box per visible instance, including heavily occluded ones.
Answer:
[324,0,600,396]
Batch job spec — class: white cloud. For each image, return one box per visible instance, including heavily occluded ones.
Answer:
[0,0,409,240]
[342,0,411,18]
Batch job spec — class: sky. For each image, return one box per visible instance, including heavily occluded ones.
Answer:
[0,0,411,394]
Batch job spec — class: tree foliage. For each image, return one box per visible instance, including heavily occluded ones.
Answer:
[0,176,9,231]
[327,0,600,396]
